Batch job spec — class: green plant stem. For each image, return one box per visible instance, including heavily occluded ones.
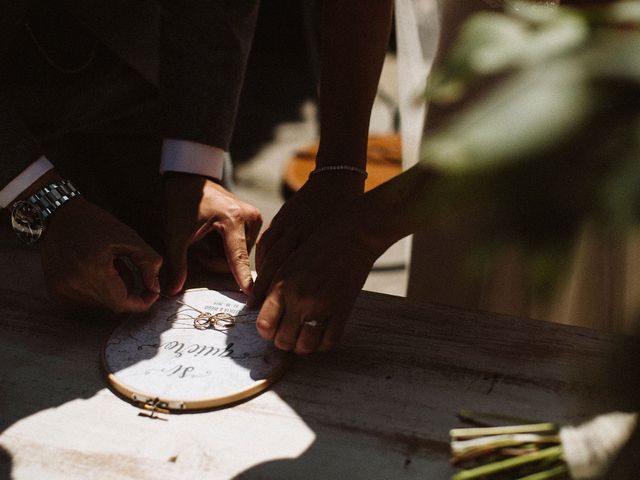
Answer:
[451,445,564,480]
[451,433,560,458]
[450,423,557,439]
[515,464,569,480]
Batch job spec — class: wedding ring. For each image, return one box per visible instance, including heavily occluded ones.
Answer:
[193,315,211,330]
[302,319,328,329]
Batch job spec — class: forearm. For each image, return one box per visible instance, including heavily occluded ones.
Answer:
[354,164,438,256]
[316,0,393,169]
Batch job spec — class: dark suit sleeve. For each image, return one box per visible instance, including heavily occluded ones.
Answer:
[0,95,44,190]
[0,2,44,191]
[158,0,259,150]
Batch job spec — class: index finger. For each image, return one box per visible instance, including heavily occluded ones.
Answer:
[215,222,253,294]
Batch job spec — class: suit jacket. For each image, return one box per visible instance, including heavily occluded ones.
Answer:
[0,0,259,190]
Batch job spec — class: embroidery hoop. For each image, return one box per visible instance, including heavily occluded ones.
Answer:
[102,288,289,412]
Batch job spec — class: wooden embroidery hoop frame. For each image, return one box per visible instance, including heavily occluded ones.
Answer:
[102,288,289,413]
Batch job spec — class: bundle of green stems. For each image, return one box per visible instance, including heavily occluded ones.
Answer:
[450,411,569,480]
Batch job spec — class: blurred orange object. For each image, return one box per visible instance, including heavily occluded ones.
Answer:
[282,134,402,198]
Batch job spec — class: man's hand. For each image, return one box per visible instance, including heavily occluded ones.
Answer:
[42,197,163,313]
[162,174,262,295]
[251,173,364,307]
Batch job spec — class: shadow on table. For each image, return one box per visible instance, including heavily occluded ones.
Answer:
[0,244,114,479]
[0,239,124,428]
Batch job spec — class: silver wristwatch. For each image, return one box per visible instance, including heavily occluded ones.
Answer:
[11,179,81,244]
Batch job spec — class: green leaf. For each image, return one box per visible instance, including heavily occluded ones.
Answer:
[422,61,594,174]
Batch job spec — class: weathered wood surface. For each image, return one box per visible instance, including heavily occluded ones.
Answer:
[0,241,621,479]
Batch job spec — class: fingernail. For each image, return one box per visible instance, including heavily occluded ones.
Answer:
[275,339,294,351]
[152,276,161,293]
[257,319,271,331]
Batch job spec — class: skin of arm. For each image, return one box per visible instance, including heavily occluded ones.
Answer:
[314,0,394,171]
[252,0,394,352]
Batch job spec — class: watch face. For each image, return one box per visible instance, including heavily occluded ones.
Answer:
[11,201,44,244]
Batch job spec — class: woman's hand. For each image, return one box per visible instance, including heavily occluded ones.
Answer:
[255,193,385,353]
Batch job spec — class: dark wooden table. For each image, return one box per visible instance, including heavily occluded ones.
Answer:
[0,241,619,479]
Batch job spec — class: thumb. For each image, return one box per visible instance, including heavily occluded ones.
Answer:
[128,247,163,294]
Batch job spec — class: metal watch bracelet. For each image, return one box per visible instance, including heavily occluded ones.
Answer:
[11,179,81,244]
[27,179,81,221]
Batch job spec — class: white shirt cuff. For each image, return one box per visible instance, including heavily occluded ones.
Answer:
[160,139,226,180]
[0,156,54,208]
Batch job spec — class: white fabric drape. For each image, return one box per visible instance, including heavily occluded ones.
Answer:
[394,0,440,169]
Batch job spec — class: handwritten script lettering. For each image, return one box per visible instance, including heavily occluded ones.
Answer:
[144,364,212,379]
[162,341,234,359]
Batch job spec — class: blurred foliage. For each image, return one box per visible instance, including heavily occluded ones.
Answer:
[420,0,640,292]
